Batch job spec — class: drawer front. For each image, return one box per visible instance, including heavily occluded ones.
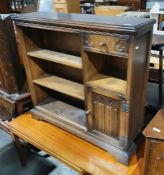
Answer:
[147,141,164,175]
[54,3,67,13]
[83,33,129,57]
[0,95,15,120]
[55,0,66,3]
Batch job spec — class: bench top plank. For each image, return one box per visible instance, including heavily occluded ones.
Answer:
[9,112,143,175]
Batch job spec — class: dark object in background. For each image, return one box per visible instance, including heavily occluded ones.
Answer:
[143,109,164,175]
[81,3,95,14]
[0,0,38,13]
[0,14,31,120]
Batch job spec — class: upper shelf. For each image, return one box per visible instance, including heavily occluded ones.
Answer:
[33,74,84,101]
[87,77,126,96]
[27,49,82,69]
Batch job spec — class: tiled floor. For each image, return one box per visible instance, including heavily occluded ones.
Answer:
[0,129,79,175]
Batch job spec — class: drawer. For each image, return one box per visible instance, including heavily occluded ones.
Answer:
[54,3,67,13]
[55,0,66,3]
[0,95,15,120]
[83,33,130,57]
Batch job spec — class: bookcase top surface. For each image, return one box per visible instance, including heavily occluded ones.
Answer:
[11,12,155,34]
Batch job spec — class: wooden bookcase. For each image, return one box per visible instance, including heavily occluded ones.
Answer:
[12,12,155,164]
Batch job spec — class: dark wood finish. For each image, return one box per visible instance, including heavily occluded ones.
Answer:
[12,12,155,164]
[12,134,27,166]
[0,16,22,94]
[9,113,145,175]
[0,15,31,121]
[143,110,164,175]
[0,0,10,13]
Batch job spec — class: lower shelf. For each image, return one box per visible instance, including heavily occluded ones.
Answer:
[35,98,86,131]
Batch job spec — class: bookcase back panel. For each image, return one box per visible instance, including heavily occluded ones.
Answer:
[42,31,81,55]
[22,27,45,51]
[34,85,84,110]
[33,84,49,104]
[22,28,81,55]
[29,58,83,83]
[83,51,128,81]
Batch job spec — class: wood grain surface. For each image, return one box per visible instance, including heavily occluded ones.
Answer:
[28,49,82,69]
[9,113,144,175]
[33,75,84,100]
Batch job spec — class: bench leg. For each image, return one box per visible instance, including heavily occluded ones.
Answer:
[12,134,27,166]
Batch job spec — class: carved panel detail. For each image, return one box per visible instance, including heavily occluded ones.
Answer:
[93,94,120,138]
[83,33,129,57]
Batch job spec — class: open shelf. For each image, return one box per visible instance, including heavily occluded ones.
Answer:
[33,74,85,100]
[87,77,127,96]
[35,98,86,131]
[28,49,82,69]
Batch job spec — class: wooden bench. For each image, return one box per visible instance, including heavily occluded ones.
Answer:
[9,112,144,175]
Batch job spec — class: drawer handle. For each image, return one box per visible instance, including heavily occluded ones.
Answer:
[86,110,91,115]
[99,42,107,47]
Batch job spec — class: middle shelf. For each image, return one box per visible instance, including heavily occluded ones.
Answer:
[27,49,82,69]
[33,74,85,101]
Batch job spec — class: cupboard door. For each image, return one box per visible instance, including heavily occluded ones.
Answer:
[90,93,120,139]
[146,141,164,175]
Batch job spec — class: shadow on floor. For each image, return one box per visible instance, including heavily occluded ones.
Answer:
[0,143,55,175]
[0,129,79,175]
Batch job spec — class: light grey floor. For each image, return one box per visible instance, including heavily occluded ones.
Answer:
[0,129,79,175]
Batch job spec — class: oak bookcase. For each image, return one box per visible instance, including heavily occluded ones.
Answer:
[12,12,155,164]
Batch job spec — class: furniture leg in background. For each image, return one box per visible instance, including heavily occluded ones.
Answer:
[12,134,27,166]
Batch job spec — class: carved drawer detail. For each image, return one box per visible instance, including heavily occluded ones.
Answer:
[83,33,129,57]
[92,94,120,138]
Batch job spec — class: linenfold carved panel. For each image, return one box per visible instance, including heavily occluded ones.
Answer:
[93,94,120,138]
[83,33,129,57]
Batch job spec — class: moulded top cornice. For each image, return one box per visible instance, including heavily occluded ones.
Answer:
[11,12,155,35]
